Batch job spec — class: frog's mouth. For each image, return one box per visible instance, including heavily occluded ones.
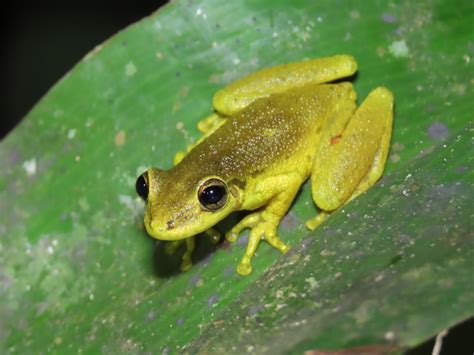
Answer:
[143,197,240,241]
[144,213,184,241]
[143,210,212,241]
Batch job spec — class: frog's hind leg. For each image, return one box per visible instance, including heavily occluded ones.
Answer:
[213,55,358,116]
[307,87,394,230]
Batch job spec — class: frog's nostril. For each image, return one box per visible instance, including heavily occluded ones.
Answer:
[166,220,175,230]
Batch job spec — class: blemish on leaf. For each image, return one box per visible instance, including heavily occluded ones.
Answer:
[428,122,449,141]
[67,129,77,139]
[125,61,137,76]
[381,13,397,23]
[349,10,360,19]
[280,212,299,231]
[179,86,190,97]
[22,158,36,176]
[146,310,156,321]
[247,304,264,316]
[388,40,410,58]
[189,274,203,287]
[78,198,90,212]
[207,294,220,308]
[320,249,336,256]
[305,277,318,289]
[115,130,126,146]
[390,153,401,163]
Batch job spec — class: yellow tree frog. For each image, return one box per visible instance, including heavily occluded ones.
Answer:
[135,55,393,275]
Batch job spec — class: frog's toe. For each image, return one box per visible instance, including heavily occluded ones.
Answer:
[226,214,260,243]
[173,151,186,165]
[261,226,290,254]
[225,230,239,243]
[180,259,193,272]
[279,243,291,254]
[237,261,252,276]
[306,212,329,231]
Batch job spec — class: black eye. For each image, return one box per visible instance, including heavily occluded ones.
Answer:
[198,178,228,211]
[136,173,149,200]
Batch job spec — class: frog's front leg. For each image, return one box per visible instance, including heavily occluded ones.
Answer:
[307,87,394,229]
[226,173,304,275]
[164,227,220,272]
[164,239,194,271]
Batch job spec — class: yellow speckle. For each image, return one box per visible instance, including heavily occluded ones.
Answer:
[115,130,126,146]
[54,337,62,345]
[156,52,164,60]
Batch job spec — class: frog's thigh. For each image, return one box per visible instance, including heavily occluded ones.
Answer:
[213,55,358,116]
[311,87,394,212]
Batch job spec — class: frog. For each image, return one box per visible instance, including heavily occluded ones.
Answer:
[135,55,394,276]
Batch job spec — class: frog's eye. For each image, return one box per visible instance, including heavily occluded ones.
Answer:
[198,178,228,211]
[136,172,149,201]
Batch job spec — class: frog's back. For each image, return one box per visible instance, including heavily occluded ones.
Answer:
[176,83,354,182]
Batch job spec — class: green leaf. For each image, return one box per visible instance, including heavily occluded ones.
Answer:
[1,0,472,353]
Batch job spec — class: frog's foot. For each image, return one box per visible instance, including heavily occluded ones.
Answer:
[306,211,329,231]
[227,213,290,276]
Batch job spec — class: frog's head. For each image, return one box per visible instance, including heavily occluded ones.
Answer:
[136,168,243,240]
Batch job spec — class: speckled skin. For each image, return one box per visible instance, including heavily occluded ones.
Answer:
[140,55,393,275]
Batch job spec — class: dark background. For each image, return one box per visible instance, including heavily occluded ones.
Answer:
[0,0,166,139]
[0,1,471,354]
